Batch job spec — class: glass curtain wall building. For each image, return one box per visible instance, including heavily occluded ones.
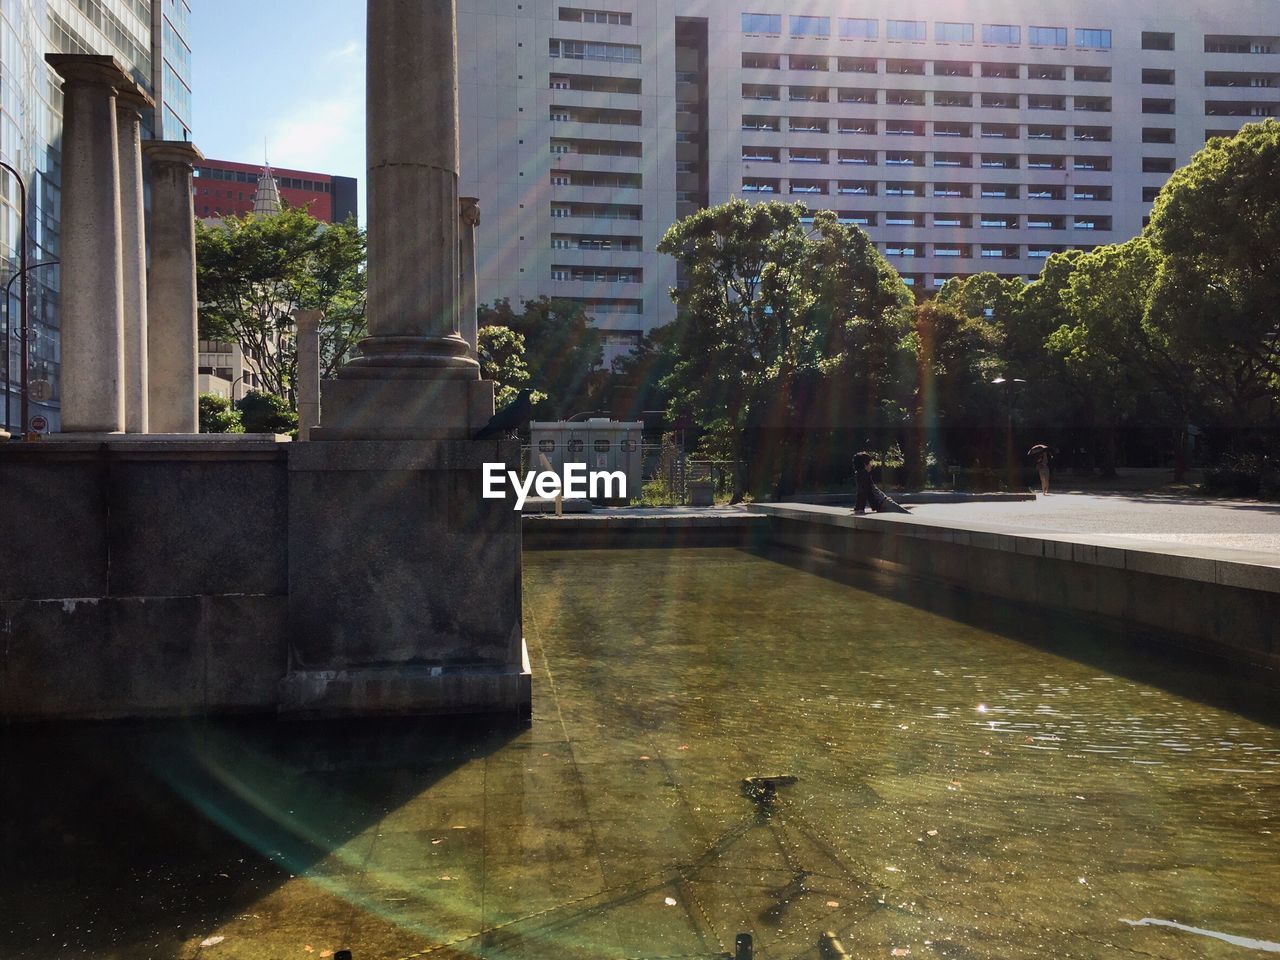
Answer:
[0,0,192,431]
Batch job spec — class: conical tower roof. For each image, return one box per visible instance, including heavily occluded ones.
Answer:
[251,163,283,217]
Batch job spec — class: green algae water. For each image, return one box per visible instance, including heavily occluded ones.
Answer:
[3,547,1278,959]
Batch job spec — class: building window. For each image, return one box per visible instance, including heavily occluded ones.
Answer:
[886,20,926,42]
[741,13,781,35]
[1143,156,1176,173]
[839,18,877,39]
[1028,26,1068,47]
[1142,186,1161,202]
[1076,29,1112,49]
[549,39,640,62]
[935,22,974,43]
[790,15,830,37]
[1029,65,1065,80]
[982,24,1020,45]
[1074,66,1111,82]
[981,63,1020,79]
[558,8,633,25]
[1142,127,1175,143]
[1142,32,1175,51]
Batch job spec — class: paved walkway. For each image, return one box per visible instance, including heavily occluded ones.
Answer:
[906,493,1280,555]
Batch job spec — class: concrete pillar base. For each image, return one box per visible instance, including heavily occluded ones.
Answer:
[338,334,480,379]
[285,438,525,718]
[313,376,494,441]
[279,654,532,720]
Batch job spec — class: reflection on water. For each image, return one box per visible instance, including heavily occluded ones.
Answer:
[2,547,1278,959]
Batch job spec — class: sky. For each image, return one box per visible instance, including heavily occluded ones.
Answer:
[190,0,368,220]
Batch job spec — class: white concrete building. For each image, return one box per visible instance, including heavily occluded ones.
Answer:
[458,0,1280,363]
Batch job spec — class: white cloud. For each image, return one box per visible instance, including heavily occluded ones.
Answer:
[254,92,364,173]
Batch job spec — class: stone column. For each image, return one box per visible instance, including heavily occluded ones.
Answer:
[143,141,203,434]
[459,197,480,356]
[46,55,128,433]
[317,0,493,440]
[293,309,322,441]
[116,85,154,434]
[349,0,477,378]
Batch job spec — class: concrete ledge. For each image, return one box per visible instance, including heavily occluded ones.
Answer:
[522,508,769,549]
[280,644,532,721]
[0,434,291,461]
[782,491,1038,505]
[754,502,1280,670]
[522,497,594,514]
[288,437,519,472]
[755,503,1280,594]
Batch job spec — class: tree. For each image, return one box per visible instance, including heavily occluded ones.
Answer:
[477,297,604,419]
[236,390,298,435]
[198,393,243,434]
[657,200,913,499]
[657,199,816,499]
[477,324,544,408]
[1147,119,1280,431]
[196,207,367,402]
[606,324,679,420]
[909,299,999,474]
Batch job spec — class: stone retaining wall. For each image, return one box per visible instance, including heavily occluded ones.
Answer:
[756,504,1280,671]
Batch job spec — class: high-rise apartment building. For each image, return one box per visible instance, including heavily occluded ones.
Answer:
[0,0,192,431]
[458,0,1280,365]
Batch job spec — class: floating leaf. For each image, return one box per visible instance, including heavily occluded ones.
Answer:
[200,936,225,948]
[664,897,678,906]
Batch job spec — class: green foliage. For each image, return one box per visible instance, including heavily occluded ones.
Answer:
[633,480,682,508]
[236,390,299,436]
[198,392,244,434]
[478,297,604,419]
[1147,118,1280,427]
[1202,450,1280,500]
[196,207,367,403]
[477,324,547,409]
[656,200,914,499]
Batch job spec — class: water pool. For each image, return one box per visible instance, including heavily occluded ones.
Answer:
[2,547,1277,959]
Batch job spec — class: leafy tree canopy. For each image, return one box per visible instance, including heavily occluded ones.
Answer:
[477,297,604,419]
[196,207,367,403]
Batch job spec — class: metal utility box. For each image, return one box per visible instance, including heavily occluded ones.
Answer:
[529,418,645,505]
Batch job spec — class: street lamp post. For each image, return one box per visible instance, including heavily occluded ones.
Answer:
[991,376,1026,491]
[4,259,58,436]
[0,160,29,438]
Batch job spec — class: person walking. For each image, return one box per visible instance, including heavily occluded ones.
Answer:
[1028,444,1052,495]
[853,452,909,514]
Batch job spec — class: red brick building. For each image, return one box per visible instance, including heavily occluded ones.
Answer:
[194,158,359,223]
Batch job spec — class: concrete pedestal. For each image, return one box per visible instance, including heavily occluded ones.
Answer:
[283,438,529,718]
[293,309,322,441]
[313,377,494,441]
